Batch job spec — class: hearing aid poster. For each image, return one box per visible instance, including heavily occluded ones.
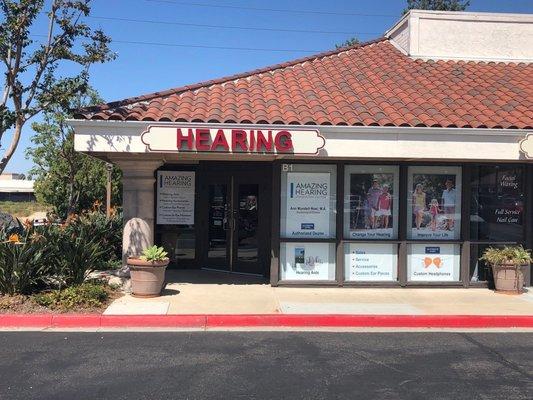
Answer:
[407,244,460,282]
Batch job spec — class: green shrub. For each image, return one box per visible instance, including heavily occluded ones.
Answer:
[480,245,532,267]
[0,229,53,295]
[0,209,123,295]
[45,209,123,286]
[71,209,123,269]
[33,282,110,311]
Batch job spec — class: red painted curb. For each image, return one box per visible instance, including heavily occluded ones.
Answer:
[0,314,53,327]
[1,314,532,328]
[52,314,102,328]
[100,315,206,328]
[205,314,533,328]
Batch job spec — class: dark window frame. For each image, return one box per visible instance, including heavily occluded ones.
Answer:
[272,160,532,288]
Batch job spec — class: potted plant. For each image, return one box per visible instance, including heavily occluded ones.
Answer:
[127,245,169,297]
[480,245,532,294]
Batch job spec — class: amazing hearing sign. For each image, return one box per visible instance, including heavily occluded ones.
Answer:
[156,171,195,225]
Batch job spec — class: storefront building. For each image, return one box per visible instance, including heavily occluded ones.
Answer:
[71,10,533,287]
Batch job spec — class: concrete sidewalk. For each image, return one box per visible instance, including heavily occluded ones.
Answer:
[104,270,533,316]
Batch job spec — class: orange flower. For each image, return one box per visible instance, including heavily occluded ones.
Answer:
[8,234,20,243]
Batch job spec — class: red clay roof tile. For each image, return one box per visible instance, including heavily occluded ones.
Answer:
[75,38,533,129]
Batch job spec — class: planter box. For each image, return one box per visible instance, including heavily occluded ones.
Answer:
[127,258,169,298]
[492,263,527,294]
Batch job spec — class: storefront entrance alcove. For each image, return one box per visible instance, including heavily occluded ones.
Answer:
[155,162,272,277]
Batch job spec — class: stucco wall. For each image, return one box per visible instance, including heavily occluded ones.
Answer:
[387,11,533,62]
[70,121,531,162]
[389,19,409,54]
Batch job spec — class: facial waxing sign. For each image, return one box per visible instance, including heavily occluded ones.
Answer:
[157,171,195,225]
[141,126,325,155]
[285,172,331,238]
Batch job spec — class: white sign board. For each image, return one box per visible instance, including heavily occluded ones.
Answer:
[284,172,331,238]
[407,243,460,282]
[141,126,325,155]
[345,243,398,282]
[281,242,334,281]
[156,171,195,225]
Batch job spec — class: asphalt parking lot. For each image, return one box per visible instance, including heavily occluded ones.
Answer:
[0,331,531,399]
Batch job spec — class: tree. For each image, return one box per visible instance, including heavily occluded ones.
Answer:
[26,89,122,219]
[404,0,469,14]
[0,0,115,174]
[336,37,360,49]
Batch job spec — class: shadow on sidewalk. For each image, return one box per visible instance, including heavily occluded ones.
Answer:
[164,269,268,286]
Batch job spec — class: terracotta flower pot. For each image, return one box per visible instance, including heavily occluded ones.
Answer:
[127,257,169,298]
[491,262,526,294]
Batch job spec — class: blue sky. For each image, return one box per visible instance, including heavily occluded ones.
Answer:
[6,0,533,174]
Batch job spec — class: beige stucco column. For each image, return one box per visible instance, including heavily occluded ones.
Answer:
[115,160,163,263]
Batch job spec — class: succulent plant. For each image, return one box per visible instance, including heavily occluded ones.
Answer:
[140,245,168,262]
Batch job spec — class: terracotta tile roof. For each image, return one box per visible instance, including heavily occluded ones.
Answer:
[75,38,533,129]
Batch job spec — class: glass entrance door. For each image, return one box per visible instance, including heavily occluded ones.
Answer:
[206,178,231,271]
[204,170,267,275]
[232,181,260,274]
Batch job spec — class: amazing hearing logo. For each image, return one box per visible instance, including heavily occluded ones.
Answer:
[290,181,328,198]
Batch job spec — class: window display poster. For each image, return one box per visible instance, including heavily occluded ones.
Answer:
[284,172,331,238]
[281,242,334,280]
[345,243,397,281]
[494,170,523,225]
[156,171,195,225]
[347,172,395,239]
[408,168,461,240]
[408,243,460,281]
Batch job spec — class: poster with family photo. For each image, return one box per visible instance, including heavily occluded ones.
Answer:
[407,166,462,240]
[344,166,399,239]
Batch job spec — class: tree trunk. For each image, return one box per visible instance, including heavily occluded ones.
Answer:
[67,178,76,216]
[0,118,23,174]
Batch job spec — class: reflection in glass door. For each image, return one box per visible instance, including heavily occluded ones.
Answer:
[204,172,266,276]
[234,183,260,273]
[207,183,230,270]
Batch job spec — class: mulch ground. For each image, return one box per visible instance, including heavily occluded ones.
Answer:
[0,290,123,314]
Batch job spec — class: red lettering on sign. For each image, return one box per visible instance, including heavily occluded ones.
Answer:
[170,127,301,153]
[211,129,230,151]
[275,130,293,152]
[231,129,248,151]
[256,130,272,152]
[176,128,193,150]
[195,128,210,151]
[249,130,256,151]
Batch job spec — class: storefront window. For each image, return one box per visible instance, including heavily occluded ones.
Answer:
[344,165,399,239]
[280,242,336,281]
[280,164,336,239]
[470,165,525,242]
[159,226,196,262]
[469,244,494,283]
[344,243,398,282]
[407,243,461,282]
[279,164,336,281]
[156,170,196,264]
[407,166,462,240]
